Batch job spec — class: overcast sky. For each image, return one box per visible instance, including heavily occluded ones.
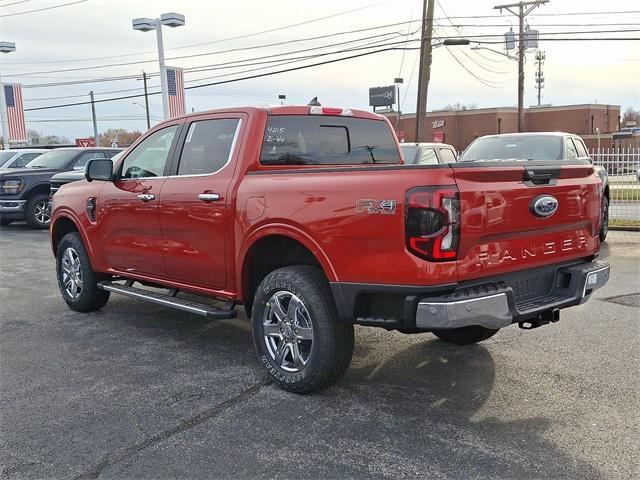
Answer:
[1,0,638,140]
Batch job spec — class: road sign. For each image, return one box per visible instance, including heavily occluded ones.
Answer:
[75,137,95,147]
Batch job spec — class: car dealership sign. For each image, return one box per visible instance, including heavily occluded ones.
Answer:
[369,85,396,107]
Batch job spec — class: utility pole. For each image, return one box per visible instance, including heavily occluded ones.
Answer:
[414,0,435,142]
[535,50,545,106]
[142,71,151,129]
[494,0,549,132]
[89,90,98,146]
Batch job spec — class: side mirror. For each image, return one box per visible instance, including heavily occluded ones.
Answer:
[85,158,113,182]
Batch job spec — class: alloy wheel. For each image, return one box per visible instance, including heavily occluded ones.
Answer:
[61,247,83,299]
[34,200,51,225]
[262,291,314,372]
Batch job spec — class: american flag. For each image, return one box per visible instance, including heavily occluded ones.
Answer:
[4,84,27,142]
[166,66,185,118]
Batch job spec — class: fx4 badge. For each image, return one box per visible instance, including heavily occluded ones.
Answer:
[356,199,397,215]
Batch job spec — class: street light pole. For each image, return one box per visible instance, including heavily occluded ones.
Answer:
[394,77,403,136]
[0,41,16,150]
[133,13,185,121]
[154,22,169,120]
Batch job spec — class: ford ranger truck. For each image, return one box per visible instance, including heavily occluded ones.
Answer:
[49,105,610,393]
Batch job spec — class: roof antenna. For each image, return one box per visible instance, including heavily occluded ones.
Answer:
[307,97,321,106]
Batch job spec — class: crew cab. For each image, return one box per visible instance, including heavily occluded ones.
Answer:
[0,147,121,227]
[459,132,610,240]
[50,106,610,393]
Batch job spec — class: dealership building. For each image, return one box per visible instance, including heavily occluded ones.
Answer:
[384,103,623,152]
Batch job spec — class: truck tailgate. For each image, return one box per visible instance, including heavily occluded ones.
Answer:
[452,163,601,281]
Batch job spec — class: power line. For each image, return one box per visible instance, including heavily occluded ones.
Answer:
[0,0,88,17]
[11,25,638,84]
[2,0,393,65]
[0,0,34,7]
[24,46,419,112]
[17,28,417,87]
[5,23,414,78]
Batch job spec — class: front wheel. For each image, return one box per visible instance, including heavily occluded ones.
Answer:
[25,193,51,229]
[432,326,499,345]
[251,265,354,393]
[56,232,110,312]
[599,196,609,242]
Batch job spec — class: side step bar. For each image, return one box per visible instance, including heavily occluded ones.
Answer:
[98,281,237,320]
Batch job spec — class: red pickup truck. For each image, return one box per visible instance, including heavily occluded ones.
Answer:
[50,105,610,393]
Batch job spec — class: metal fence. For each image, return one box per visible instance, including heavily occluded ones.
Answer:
[591,148,640,224]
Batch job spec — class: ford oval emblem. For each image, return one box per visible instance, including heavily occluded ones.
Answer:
[531,195,559,218]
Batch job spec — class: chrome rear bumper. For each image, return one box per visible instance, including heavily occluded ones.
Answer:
[415,261,610,330]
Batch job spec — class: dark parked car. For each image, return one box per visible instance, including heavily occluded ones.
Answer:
[0,147,121,228]
[459,132,610,241]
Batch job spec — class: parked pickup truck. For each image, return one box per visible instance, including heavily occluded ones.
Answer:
[0,147,121,228]
[50,105,610,393]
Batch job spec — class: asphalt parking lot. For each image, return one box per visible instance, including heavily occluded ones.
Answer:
[1,224,639,479]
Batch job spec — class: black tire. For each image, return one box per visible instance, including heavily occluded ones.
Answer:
[0,218,12,226]
[251,265,354,393]
[599,196,609,242]
[432,326,499,345]
[56,232,110,312]
[25,193,51,229]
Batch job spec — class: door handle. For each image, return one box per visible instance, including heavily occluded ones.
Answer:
[137,193,156,202]
[198,193,221,202]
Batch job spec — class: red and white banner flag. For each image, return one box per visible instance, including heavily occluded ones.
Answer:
[3,83,27,142]
[166,66,185,118]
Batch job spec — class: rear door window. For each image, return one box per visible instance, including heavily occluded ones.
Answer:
[260,116,400,165]
[566,138,578,160]
[438,148,457,163]
[573,138,588,157]
[177,119,240,175]
[418,148,438,165]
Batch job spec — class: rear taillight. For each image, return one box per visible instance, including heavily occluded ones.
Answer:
[405,186,460,261]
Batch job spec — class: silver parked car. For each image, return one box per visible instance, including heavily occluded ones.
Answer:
[400,142,458,165]
[0,149,47,169]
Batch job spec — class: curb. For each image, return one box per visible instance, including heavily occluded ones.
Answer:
[609,225,640,232]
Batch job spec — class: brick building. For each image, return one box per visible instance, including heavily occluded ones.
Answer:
[387,103,621,151]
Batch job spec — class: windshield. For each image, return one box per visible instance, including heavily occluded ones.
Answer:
[0,152,15,164]
[25,150,77,169]
[459,135,564,161]
[400,145,420,164]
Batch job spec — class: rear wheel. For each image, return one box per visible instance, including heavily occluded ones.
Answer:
[251,265,354,393]
[432,326,499,345]
[25,193,51,229]
[56,232,110,312]
[599,196,609,242]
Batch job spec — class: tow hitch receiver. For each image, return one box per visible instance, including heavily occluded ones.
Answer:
[518,309,560,330]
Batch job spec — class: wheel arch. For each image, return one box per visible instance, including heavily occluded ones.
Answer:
[238,227,337,317]
[23,181,51,199]
[51,214,82,257]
